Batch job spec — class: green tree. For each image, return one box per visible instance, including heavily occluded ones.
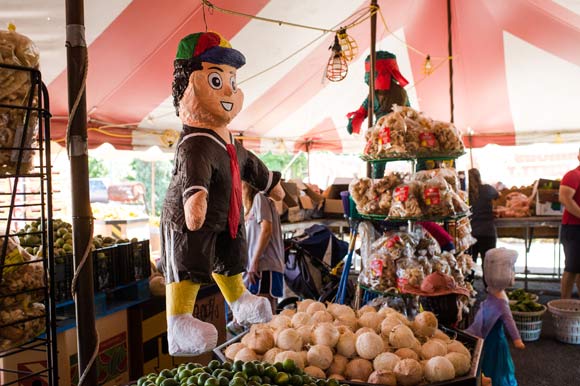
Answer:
[88,157,108,178]
[258,151,308,180]
[126,159,173,217]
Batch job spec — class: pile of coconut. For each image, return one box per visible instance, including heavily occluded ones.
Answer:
[224,300,472,386]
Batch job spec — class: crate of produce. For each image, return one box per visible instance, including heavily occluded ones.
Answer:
[511,305,547,342]
[92,245,119,292]
[547,299,580,345]
[116,240,151,285]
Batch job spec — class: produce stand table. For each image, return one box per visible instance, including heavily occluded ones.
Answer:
[495,216,562,290]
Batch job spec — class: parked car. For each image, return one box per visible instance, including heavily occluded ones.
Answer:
[89,178,109,203]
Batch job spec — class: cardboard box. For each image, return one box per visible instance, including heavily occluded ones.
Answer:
[324,199,345,215]
[274,200,286,216]
[299,195,314,210]
[304,184,324,209]
[287,206,305,222]
[536,194,563,216]
[281,181,300,208]
[534,179,563,216]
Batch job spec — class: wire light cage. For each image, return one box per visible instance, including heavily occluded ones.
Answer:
[337,28,358,62]
[326,34,348,82]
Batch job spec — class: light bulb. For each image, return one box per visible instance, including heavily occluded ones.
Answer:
[423,55,433,75]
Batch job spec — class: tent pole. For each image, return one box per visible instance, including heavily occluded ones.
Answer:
[447,0,455,123]
[366,0,378,178]
[65,0,98,385]
[151,161,156,215]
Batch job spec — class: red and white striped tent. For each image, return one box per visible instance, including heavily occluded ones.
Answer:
[6,0,580,153]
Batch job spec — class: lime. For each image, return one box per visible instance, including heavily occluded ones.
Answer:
[179,370,193,380]
[192,368,206,375]
[256,363,265,376]
[160,379,180,386]
[187,363,201,371]
[233,361,244,372]
[274,363,284,372]
[137,376,149,386]
[327,379,339,386]
[249,376,262,383]
[212,369,225,378]
[247,382,259,386]
[218,376,230,386]
[290,375,302,386]
[222,362,232,371]
[265,366,278,379]
[221,371,234,380]
[242,362,257,376]
[315,379,326,386]
[205,377,220,386]
[160,369,174,379]
[202,367,212,374]
[234,372,248,380]
[198,372,211,386]
[186,376,198,385]
[147,373,158,380]
[275,372,290,385]
[209,360,222,371]
[229,377,247,386]
[155,376,166,386]
[262,376,272,384]
[282,360,296,374]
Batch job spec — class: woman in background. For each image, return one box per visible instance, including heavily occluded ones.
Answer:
[242,181,285,313]
[469,168,499,286]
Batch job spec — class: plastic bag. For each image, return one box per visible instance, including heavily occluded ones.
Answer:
[414,226,442,258]
[0,27,40,175]
[421,175,455,217]
[396,257,426,288]
[431,120,465,154]
[0,302,45,352]
[388,181,423,218]
[364,112,407,159]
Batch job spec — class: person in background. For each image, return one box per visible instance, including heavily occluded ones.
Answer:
[558,153,580,299]
[469,168,499,285]
[242,181,286,313]
[417,221,455,252]
[466,248,525,386]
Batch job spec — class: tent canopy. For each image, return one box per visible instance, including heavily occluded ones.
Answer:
[6,0,580,152]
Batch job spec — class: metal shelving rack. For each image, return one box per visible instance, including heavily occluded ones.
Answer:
[0,63,58,385]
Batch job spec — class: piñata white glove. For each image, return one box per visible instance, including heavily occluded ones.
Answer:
[229,290,273,325]
[167,314,218,356]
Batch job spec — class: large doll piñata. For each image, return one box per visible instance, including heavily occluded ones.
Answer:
[160,32,284,356]
[466,248,525,386]
[346,51,409,134]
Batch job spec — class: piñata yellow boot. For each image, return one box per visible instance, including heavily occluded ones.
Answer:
[212,273,272,324]
[166,280,218,356]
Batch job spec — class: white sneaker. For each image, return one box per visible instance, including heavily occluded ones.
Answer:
[229,290,273,325]
[167,314,218,356]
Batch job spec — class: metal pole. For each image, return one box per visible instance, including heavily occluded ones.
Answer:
[447,0,455,123]
[151,161,156,216]
[366,0,378,178]
[65,0,98,384]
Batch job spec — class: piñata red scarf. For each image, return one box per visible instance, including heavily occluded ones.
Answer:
[226,144,242,239]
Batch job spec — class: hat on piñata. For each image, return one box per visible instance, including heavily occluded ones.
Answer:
[364,51,409,90]
[175,31,245,68]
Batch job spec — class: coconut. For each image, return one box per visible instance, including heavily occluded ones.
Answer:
[377,307,397,317]
[263,347,283,364]
[311,310,334,324]
[421,339,448,360]
[306,301,327,314]
[334,314,358,331]
[424,356,455,382]
[373,352,400,372]
[234,347,258,362]
[241,328,275,354]
[410,338,422,356]
[304,366,325,379]
[445,352,471,376]
[433,329,451,342]
[355,327,376,338]
[275,350,305,369]
[300,350,309,366]
[356,332,385,360]
[327,354,348,375]
[395,348,419,361]
[296,325,313,345]
[311,323,340,347]
[336,330,357,358]
[394,358,423,386]
[328,374,345,381]
[280,308,297,318]
[336,325,353,334]
[291,312,312,328]
[307,345,334,370]
[380,315,405,338]
[345,358,374,381]
[297,299,315,313]
[357,312,384,333]
[357,305,377,317]
[389,324,415,349]
[225,342,246,361]
[270,315,292,330]
[413,311,438,338]
[367,370,397,385]
[447,340,471,360]
[276,328,303,352]
[328,303,356,319]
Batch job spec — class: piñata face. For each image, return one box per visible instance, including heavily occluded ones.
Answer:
[187,62,244,125]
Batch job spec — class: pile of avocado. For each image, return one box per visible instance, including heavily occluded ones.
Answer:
[508,289,544,312]
[136,359,347,386]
